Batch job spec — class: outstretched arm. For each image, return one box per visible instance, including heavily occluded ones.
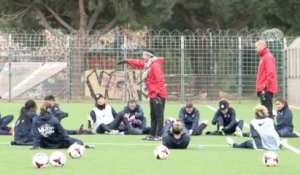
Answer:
[117,59,145,69]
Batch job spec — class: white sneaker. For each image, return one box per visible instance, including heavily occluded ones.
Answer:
[280,139,288,146]
[293,131,300,137]
[226,137,235,147]
[105,130,119,135]
[234,127,243,137]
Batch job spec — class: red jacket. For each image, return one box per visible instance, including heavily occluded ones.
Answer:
[126,57,167,99]
[256,48,278,93]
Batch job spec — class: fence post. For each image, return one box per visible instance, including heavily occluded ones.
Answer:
[123,35,128,103]
[282,37,287,100]
[8,34,12,102]
[238,37,242,103]
[65,35,71,102]
[180,36,185,102]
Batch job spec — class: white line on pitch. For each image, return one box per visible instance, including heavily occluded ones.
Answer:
[281,139,300,155]
[206,105,217,111]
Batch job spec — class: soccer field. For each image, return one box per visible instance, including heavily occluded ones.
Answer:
[1,101,300,175]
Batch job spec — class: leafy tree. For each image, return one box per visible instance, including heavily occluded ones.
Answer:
[159,0,300,35]
[268,0,300,35]
[161,0,273,31]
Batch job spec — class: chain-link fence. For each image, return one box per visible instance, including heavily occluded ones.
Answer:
[0,28,297,104]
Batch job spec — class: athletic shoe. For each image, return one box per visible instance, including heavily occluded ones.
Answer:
[234,127,243,137]
[10,141,16,145]
[280,139,288,146]
[105,130,119,135]
[293,131,300,137]
[154,136,162,141]
[85,144,96,149]
[142,135,155,141]
[226,137,235,147]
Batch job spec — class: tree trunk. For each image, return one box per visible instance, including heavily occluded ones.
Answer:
[69,33,87,99]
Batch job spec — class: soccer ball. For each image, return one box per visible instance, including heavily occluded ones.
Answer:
[263,151,279,167]
[154,145,169,160]
[68,143,85,159]
[49,151,66,167]
[32,152,49,168]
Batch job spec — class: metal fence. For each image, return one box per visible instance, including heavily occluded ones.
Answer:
[0,28,297,103]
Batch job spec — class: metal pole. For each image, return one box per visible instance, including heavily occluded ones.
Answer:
[123,35,128,103]
[180,36,185,102]
[8,34,12,102]
[65,35,71,102]
[282,37,287,100]
[238,37,242,104]
[209,31,213,101]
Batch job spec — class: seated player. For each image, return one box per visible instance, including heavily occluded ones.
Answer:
[11,99,38,145]
[117,99,150,135]
[206,99,244,136]
[44,95,68,121]
[162,118,190,149]
[88,94,124,134]
[274,98,299,137]
[31,101,84,149]
[226,104,281,150]
[44,95,83,135]
[178,101,208,135]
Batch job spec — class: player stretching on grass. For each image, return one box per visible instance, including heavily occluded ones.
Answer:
[178,101,208,135]
[206,99,244,136]
[226,104,281,150]
[162,118,190,149]
[274,98,300,137]
[31,101,84,149]
[44,95,83,135]
[11,99,38,145]
[117,49,167,141]
[88,94,124,134]
[117,99,150,135]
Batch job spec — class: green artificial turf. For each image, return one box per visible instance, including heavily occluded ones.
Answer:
[0,101,300,175]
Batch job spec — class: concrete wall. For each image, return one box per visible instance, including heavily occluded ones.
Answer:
[287,78,300,107]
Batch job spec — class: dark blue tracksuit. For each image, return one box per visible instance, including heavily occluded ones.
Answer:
[32,111,83,149]
[162,122,190,149]
[51,104,68,121]
[178,107,207,135]
[118,104,148,134]
[13,107,38,145]
[0,114,14,134]
[275,107,298,137]
[211,107,243,134]
[51,104,81,135]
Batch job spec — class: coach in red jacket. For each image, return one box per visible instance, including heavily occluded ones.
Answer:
[255,40,278,118]
[117,49,167,141]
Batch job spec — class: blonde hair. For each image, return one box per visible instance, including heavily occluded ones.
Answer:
[253,104,268,117]
[255,40,267,48]
[40,101,52,113]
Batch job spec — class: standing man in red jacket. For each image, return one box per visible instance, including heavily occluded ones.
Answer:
[117,49,167,141]
[255,40,278,118]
